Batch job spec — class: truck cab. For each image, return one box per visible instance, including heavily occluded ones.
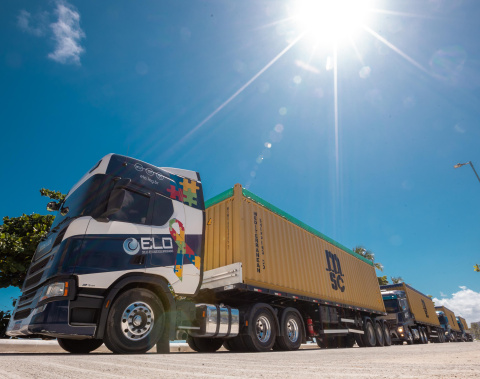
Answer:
[6,154,212,353]
[436,311,455,342]
[381,290,418,344]
[456,317,473,342]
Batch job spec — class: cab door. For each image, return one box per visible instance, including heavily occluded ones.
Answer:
[77,187,152,288]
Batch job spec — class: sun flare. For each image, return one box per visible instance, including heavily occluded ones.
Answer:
[292,0,375,45]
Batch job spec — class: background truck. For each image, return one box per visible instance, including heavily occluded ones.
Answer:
[380,283,444,344]
[7,154,391,354]
[435,306,462,342]
[456,316,474,342]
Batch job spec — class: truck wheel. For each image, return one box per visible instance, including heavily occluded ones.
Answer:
[243,307,277,352]
[420,327,428,344]
[374,321,384,346]
[382,323,392,346]
[406,328,414,345]
[187,336,224,353]
[274,311,303,351]
[103,288,164,354]
[354,333,365,347]
[57,338,103,354]
[362,320,377,347]
[223,335,248,352]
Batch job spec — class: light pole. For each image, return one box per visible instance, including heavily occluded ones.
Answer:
[454,161,480,184]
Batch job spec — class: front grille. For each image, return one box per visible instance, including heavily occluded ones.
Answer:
[14,308,31,320]
[29,256,50,276]
[18,291,36,307]
[23,272,44,290]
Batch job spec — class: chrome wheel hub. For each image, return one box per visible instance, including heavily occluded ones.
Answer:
[256,315,271,343]
[121,302,154,341]
[286,318,299,343]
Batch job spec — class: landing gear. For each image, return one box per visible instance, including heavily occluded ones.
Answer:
[57,338,103,354]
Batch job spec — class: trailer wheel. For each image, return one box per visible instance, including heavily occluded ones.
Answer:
[187,336,224,353]
[274,311,303,351]
[103,288,164,354]
[362,320,376,347]
[382,323,392,346]
[374,321,384,346]
[354,333,365,347]
[243,307,277,352]
[315,336,336,348]
[57,338,103,354]
[420,327,428,344]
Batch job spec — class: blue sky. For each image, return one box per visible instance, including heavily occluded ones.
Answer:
[1,0,480,322]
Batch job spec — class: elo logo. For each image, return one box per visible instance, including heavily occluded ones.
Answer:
[123,238,140,255]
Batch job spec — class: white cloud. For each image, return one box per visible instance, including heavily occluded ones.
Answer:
[433,286,480,326]
[17,9,48,37]
[48,1,85,65]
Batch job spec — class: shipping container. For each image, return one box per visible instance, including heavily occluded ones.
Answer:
[435,306,461,332]
[204,184,385,314]
[457,316,469,330]
[382,283,439,327]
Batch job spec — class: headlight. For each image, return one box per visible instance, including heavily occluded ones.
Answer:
[397,327,404,333]
[40,281,69,302]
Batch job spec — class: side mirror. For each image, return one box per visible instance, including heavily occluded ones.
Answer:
[47,201,61,212]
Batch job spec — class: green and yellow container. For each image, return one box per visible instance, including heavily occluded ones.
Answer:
[204,184,385,314]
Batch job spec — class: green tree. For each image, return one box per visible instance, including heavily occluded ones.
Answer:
[474,264,480,272]
[0,189,65,289]
[377,275,388,285]
[391,276,403,284]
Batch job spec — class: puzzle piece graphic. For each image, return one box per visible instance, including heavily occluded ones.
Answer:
[181,178,199,194]
[183,189,197,207]
[167,185,185,202]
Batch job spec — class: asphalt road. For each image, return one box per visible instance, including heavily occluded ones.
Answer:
[1,340,478,378]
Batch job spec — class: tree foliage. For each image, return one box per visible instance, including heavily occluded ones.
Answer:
[377,275,388,285]
[0,189,64,289]
[391,276,403,284]
[353,246,384,272]
[474,264,480,272]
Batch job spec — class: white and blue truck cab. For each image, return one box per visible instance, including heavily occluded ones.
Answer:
[6,154,239,353]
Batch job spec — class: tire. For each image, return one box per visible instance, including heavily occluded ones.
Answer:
[103,288,165,354]
[315,336,337,349]
[382,323,392,346]
[187,336,224,353]
[362,320,376,347]
[355,333,365,347]
[274,311,303,351]
[223,335,248,352]
[243,307,277,352]
[421,327,428,344]
[57,338,103,354]
[374,321,384,346]
[406,328,414,345]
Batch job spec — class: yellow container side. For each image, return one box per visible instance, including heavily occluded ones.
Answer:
[204,184,385,313]
[435,306,461,332]
[384,283,440,327]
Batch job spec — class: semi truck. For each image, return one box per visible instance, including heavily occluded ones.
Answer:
[380,283,444,344]
[7,154,391,354]
[456,316,474,342]
[435,306,462,342]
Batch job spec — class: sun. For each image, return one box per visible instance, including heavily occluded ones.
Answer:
[292,0,376,46]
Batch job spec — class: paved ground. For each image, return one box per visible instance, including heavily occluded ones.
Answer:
[0,340,478,378]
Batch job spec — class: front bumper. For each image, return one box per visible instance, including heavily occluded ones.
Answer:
[6,279,96,339]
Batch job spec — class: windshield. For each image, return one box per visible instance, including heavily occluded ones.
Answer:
[50,174,110,230]
[383,298,400,313]
[437,314,448,326]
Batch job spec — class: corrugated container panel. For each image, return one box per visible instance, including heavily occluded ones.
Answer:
[458,316,468,330]
[383,283,440,327]
[204,184,385,313]
[435,306,461,332]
